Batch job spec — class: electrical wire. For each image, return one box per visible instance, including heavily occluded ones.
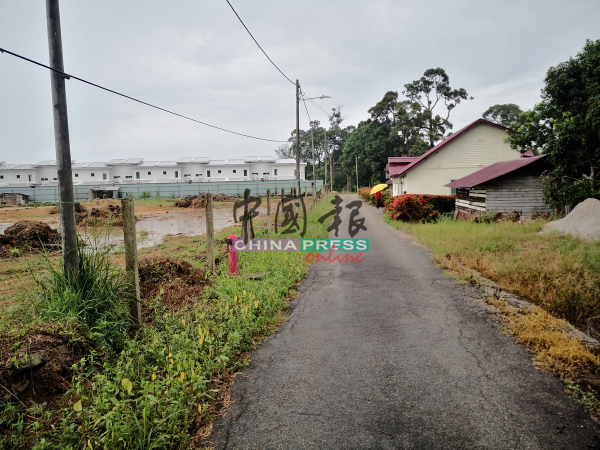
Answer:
[224,0,295,86]
[306,97,332,119]
[0,47,288,143]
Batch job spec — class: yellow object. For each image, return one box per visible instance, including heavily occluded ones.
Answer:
[370,184,388,195]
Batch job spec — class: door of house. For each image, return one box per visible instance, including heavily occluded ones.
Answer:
[136,172,140,179]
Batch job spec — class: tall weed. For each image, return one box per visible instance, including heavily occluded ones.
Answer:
[34,241,130,352]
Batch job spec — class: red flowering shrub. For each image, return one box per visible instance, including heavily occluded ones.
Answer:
[358,187,391,206]
[358,187,372,202]
[385,194,455,223]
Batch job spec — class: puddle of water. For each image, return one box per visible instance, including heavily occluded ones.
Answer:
[1,206,267,250]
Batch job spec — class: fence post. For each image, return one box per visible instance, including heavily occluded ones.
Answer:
[312,182,316,206]
[267,189,272,234]
[206,193,215,272]
[121,197,141,325]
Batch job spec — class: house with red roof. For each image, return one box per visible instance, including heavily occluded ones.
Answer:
[388,119,521,196]
[445,155,552,219]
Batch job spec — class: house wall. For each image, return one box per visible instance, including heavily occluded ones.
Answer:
[37,167,58,182]
[182,163,208,179]
[0,169,37,183]
[72,168,103,182]
[486,169,552,217]
[400,124,520,195]
[134,166,180,181]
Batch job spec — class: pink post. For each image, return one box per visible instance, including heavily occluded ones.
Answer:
[227,233,238,277]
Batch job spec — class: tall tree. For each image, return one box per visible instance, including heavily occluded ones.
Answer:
[506,40,600,209]
[339,121,389,188]
[403,68,472,147]
[482,103,523,127]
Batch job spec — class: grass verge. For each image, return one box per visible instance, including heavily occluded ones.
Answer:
[0,196,333,449]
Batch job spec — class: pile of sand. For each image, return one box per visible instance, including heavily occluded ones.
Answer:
[543,198,600,241]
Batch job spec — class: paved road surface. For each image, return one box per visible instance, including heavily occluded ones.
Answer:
[208,194,600,449]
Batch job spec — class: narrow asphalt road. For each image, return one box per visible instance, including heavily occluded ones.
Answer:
[208,194,600,449]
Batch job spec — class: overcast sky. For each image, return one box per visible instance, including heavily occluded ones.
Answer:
[1,1,598,164]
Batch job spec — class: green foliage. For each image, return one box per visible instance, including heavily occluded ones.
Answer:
[403,68,472,147]
[1,197,335,449]
[140,191,151,199]
[506,40,600,209]
[482,103,523,127]
[34,242,130,352]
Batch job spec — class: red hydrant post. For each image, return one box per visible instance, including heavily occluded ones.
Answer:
[227,233,238,277]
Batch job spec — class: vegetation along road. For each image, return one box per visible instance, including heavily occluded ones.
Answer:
[208,193,600,449]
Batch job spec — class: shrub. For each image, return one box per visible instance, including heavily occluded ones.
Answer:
[358,187,391,206]
[140,191,151,199]
[34,242,131,352]
[385,194,455,223]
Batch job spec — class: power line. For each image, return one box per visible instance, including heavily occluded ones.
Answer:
[0,47,288,143]
[224,0,295,86]
[306,97,332,119]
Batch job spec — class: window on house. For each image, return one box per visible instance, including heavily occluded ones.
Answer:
[53,178,57,181]
[207,170,211,177]
[75,173,79,177]
[91,173,95,177]
[163,171,167,175]
[195,174,202,177]
[114,176,121,179]
[244,170,247,176]
[16,175,20,179]
[274,169,278,176]
[0,175,3,179]
[184,174,191,177]
[233,170,236,174]
[294,170,297,176]
[175,171,179,178]
[28,175,32,182]
[450,180,456,195]
[136,172,140,179]
[218,170,222,174]
[148,172,152,175]
[263,172,269,175]
[41,178,48,181]
[126,176,133,179]
[102,173,107,180]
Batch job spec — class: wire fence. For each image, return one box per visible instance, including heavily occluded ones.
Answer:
[0,180,323,204]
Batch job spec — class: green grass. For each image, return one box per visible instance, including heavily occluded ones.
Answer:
[1,196,334,449]
[384,215,600,326]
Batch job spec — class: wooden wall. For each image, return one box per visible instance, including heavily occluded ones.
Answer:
[486,166,552,217]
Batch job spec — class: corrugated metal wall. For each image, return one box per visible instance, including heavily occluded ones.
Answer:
[0,180,323,203]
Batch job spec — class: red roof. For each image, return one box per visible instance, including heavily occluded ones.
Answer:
[444,155,546,188]
[388,119,510,178]
[388,156,420,163]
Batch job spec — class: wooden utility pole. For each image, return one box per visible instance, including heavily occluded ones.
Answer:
[355,154,359,191]
[295,80,301,216]
[46,0,79,279]
[121,197,141,325]
[266,189,272,234]
[206,193,215,272]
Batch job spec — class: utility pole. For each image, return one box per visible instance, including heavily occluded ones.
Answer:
[355,154,359,192]
[295,79,301,211]
[324,130,327,188]
[46,0,79,280]
[311,128,316,203]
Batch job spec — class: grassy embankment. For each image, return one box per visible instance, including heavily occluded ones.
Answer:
[383,214,600,411]
[0,195,332,449]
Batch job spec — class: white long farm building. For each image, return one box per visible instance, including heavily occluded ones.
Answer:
[0,156,313,203]
[0,156,304,185]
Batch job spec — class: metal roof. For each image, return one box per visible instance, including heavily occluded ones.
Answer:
[106,158,144,165]
[445,155,546,188]
[389,119,510,178]
[208,160,226,165]
[178,157,210,163]
[33,160,57,166]
[227,159,247,165]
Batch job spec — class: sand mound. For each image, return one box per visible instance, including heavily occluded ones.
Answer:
[543,198,600,241]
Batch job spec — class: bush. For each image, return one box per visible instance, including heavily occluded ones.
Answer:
[34,242,131,352]
[385,194,455,223]
[140,191,151,199]
[358,187,391,206]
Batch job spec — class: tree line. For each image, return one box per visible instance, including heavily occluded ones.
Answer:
[276,39,599,208]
